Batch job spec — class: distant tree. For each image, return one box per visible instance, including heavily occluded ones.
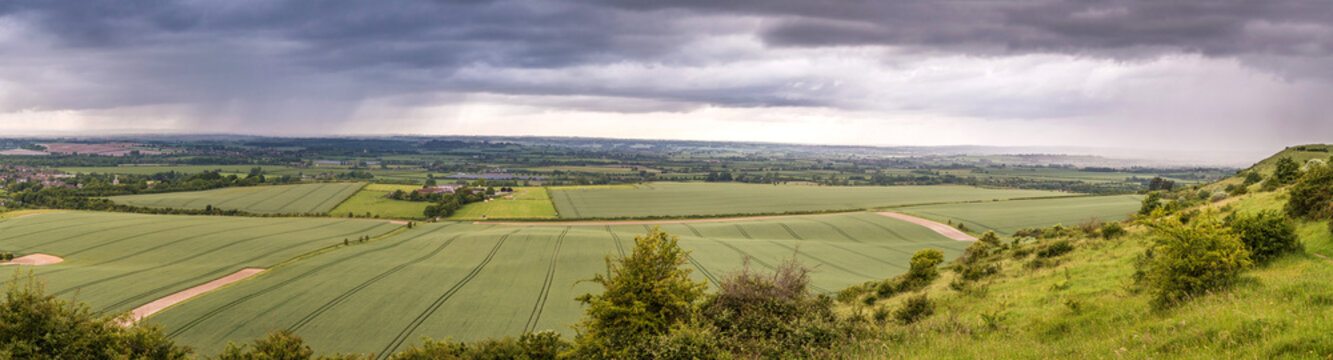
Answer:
[1272,156,1301,185]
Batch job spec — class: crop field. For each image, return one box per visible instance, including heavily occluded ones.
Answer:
[448,187,558,220]
[147,212,964,354]
[0,212,400,313]
[548,182,1073,219]
[108,183,364,214]
[895,195,1143,235]
[331,184,431,219]
[60,165,303,176]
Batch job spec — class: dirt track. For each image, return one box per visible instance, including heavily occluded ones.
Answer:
[0,253,64,266]
[875,212,977,241]
[124,268,265,325]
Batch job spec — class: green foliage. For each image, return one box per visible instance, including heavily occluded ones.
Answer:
[977,231,1000,246]
[902,249,945,289]
[1242,171,1263,186]
[388,331,569,360]
[0,252,13,261]
[638,323,731,360]
[1284,163,1333,220]
[1230,210,1301,264]
[699,258,850,358]
[893,294,935,325]
[1272,156,1301,186]
[1138,191,1164,216]
[1101,222,1126,239]
[0,272,191,360]
[1137,212,1251,309]
[573,227,708,359]
[1036,240,1075,258]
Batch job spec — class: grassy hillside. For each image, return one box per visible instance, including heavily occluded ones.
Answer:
[839,148,1333,358]
[108,183,364,214]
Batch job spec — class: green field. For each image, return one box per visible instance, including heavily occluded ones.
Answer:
[145,212,964,354]
[331,184,431,219]
[108,183,364,214]
[895,195,1144,235]
[0,212,400,313]
[549,182,1074,219]
[448,187,559,220]
[59,165,303,176]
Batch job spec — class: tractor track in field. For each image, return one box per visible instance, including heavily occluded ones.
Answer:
[101,222,391,311]
[604,226,626,258]
[876,212,978,242]
[768,224,879,279]
[802,218,910,268]
[259,184,327,213]
[377,229,520,359]
[287,227,466,333]
[43,221,206,257]
[308,184,361,213]
[553,191,581,218]
[523,227,570,334]
[680,225,721,287]
[0,212,81,233]
[166,224,457,338]
[0,216,149,247]
[729,224,829,293]
[33,221,282,280]
[15,217,170,252]
[845,215,968,252]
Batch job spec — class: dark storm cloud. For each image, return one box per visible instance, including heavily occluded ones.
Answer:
[1,0,1331,126]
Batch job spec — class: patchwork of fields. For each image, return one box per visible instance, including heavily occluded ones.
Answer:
[109,183,364,214]
[896,195,1144,235]
[330,184,431,219]
[0,212,400,313]
[549,182,1073,218]
[106,212,961,354]
[447,187,559,220]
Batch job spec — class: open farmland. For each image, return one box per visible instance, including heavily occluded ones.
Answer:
[0,212,400,313]
[330,184,431,219]
[549,182,1074,219]
[895,194,1143,235]
[108,183,364,214]
[447,187,559,220]
[147,212,964,354]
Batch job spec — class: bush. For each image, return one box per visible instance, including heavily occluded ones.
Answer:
[389,331,569,360]
[0,252,14,261]
[900,249,944,290]
[572,227,708,358]
[1242,171,1263,186]
[893,294,934,325]
[641,323,731,360]
[700,257,851,358]
[1036,240,1075,258]
[1138,191,1164,216]
[976,231,1000,246]
[1230,184,1249,196]
[1137,212,1251,309]
[1101,222,1126,239]
[214,330,367,360]
[1285,164,1333,219]
[1272,156,1301,186]
[0,271,191,360]
[1230,210,1301,264]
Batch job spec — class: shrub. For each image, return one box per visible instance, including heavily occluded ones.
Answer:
[1137,211,1251,309]
[1230,184,1249,196]
[1285,164,1333,219]
[1230,210,1301,264]
[215,330,366,360]
[1138,191,1164,216]
[572,227,707,358]
[0,272,192,360]
[1272,156,1301,185]
[700,257,850,358]
[388,331,569,360]
[641,323,731,360]
[1242,171,1263,186]
[1036,240,1075,258]
[900,249,944,290]
[1101,222,1126,239]
[976,231,1000,246]
[893,294,934,325]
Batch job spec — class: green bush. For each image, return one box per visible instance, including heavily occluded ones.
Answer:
[1285,164,1333,220]
[1138,191,1164,216]
[1272,156,1301,186]
[214,330,366,360]
[893,294,934,325]
[901,249,944,290]
[1036,240,1075,258]
[700,257,851,358]
[389,331,569,360]
[641,323,731,360]
[1101,222,1126,239]
[1242,171,1263,186]
[1230,210,1301,264]
[572,227,708,359]
[0,272,192,360]
[1137,212,1251,309]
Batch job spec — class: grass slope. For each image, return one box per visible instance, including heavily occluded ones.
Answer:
[0,212,401,313]
[549,183,1073,219]
[108,183,364,214]
[896,195,1143,235]
[148,212,965,354]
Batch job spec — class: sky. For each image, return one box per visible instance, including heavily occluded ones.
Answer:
[1,0,1331,163]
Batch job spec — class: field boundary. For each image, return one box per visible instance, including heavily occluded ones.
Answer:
[123,268,265,325]
[876,212,977,241]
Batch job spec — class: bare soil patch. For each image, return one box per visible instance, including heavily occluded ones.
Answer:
[124,268,265,325]
[0,253,64,266]
[875,212,977,241]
